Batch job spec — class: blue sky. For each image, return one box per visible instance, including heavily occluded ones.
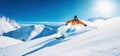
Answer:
[0,0,120,22]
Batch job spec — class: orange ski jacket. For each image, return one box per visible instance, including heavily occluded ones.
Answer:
[65,19,86,26]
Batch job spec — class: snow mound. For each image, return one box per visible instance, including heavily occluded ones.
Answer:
[0,16,21,35]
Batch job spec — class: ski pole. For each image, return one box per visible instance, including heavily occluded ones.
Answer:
[87,25,97,29]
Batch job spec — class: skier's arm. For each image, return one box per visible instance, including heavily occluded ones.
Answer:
[65,20,72,25]
[78,20,87,27]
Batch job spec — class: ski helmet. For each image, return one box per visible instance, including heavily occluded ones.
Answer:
[73,15,78,20]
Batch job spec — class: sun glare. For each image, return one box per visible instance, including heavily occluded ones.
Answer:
[94,0,116,16]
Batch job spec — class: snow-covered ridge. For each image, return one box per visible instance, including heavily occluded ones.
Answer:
[0,16,21,35]
[28,24,45,40]
[87,17,108,22]
[3,23,62,41]
[30,24,61,40]
[3,24,44,41]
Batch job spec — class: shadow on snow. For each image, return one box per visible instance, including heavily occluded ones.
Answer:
[22,37,69,56]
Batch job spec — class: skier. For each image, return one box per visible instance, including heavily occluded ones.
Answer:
[65,15,87,26]
[56,15,87,39]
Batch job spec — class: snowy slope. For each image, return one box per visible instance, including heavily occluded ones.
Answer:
[0,21,91,56]
[0,36,23,48]
[27,17,120,56]
[0,17,120,56]
[0,16,21,35]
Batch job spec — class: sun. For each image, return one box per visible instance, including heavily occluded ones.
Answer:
[93,0,116,16]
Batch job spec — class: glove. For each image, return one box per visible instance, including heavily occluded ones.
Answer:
[65,24,68,25]
[84,24,87,27]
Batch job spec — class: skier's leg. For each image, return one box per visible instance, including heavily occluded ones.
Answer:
[55,25,70,39]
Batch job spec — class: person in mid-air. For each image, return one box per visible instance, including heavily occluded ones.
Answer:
[65,15,87,27]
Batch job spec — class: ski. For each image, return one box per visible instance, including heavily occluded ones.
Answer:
[87,25,97,29]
